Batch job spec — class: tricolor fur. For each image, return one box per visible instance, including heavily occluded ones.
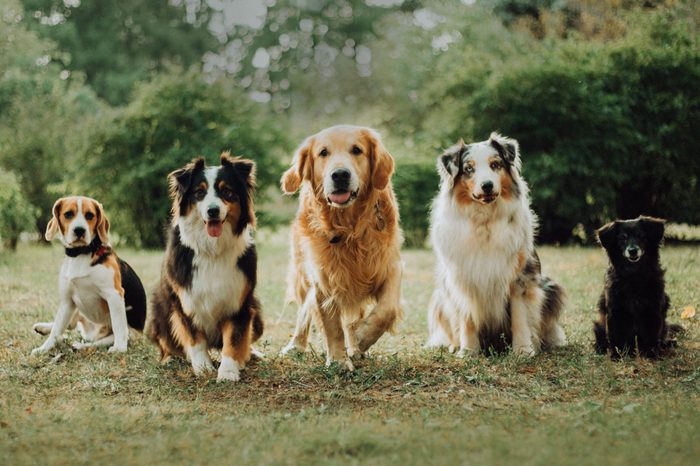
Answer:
[426,133,566,356]
[279,125,403,370]
[594,216,678,358]
[32,196,146,355]
[146,153,263,382]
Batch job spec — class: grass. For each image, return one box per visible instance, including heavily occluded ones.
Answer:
[1,230,699,465]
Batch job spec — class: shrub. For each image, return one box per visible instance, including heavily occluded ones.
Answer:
[393,161,439,248]
[0,172,37,250]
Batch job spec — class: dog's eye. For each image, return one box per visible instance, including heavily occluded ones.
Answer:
[490,161,502,170]
[221,187,237,200]
[464,165,475,175]
[194,188,206,200]
[319,148,329,158]
[64,211,74,220]
[619,233,628,241]
[85,212,95,220]
[351,145,362,155]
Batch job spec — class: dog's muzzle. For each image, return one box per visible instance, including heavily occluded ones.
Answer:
[326,168,358,207]
[624,245,643,262]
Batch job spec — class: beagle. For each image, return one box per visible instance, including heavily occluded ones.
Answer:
[31,196,146,355]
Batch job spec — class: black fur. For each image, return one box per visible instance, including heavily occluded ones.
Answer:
[218,155,256,234]
[119,258,147,331]
[594,216,675,358]
[165,225,195,289]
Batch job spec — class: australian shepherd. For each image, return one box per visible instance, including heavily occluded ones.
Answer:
[426,133,566,356]
[146,153,263,382]
[279,125,403,370]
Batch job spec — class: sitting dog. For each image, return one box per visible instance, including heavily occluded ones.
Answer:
[146,153,263,382]
[32,196,146,354]
[426,133,566,356]
[279,125,403,370]
[594,216,676,358]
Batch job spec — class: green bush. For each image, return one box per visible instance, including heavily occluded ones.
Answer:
[468,14,699,242]
[81,70,289,247]
[393,161,438,248]
[0,172,37,250]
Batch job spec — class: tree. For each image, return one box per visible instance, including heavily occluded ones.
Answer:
[21,0,218,105]
[0,172,38,250]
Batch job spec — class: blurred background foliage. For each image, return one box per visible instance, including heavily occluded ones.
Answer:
[0,0,697,248]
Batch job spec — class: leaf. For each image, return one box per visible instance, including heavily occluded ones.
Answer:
[680,305,696,320]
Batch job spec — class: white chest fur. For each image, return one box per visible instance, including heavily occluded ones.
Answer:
[177,220,252,339]
[59,256,116,326]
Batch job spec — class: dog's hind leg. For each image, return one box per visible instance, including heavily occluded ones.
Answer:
[511,287,543,356]
[280,290,316,356]
[73,334,115,350]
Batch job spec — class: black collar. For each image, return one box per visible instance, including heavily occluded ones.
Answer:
[65,238,102,257]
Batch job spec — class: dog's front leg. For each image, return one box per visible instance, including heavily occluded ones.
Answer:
[511,295,536,356]
[170,310,214,376]
[316,292,354,370]
[457,313,479,357]
[104,290,129,353]
[31,297,76,355]
[355,260,403,353]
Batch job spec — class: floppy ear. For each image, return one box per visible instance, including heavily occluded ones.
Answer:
[639,216,665,246]
[281,137,313,194]
[366,129,394,190]
[45,198,63,241]
[437,142,463,190]
[168,157,205,202]
[94,200,110,245]
[221,152,256,189]
[596,221,618,251]
[489,132,521,171]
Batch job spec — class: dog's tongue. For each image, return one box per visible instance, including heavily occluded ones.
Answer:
[329,191,351,204]
[206,221,223,238]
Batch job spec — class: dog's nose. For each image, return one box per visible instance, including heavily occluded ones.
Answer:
[73,227,85,238]
[207,206,220,219]
[628,246,640,257]
[481,181,494,194]
[331,168,351,184]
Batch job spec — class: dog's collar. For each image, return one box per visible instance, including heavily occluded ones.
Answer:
[65,238,103,257]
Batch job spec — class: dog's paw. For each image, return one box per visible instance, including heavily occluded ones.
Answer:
[72,341,90,351]
[513,344,536,357]
[326,357,355,372]
[31,341,55,356]
[107,344,127,354]
[217,358,241,383]
[279,341,305,357]
[250,347,265,360]
[191,358,215,376]
[456,348,477,359]
[32,323,52,336]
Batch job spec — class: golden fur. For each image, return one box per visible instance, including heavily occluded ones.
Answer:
[280,125,403,369]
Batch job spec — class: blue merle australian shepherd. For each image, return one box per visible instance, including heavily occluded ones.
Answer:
[146,153,263,382]
[426,133,566,356]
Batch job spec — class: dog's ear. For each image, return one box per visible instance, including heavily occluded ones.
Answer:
[365,128,395,191]
[221,152,256,189]
[281,137,313,194]
[489,132,521,171]
[437,142,463,189]
[45,198,64,241]
[168,157,205,202]
[93,200,111,245]
[639,216,665,246]
[596,221,618,251]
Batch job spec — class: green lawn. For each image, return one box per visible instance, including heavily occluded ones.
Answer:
[1,231,699,465]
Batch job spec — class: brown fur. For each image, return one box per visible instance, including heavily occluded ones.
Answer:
[281,126,403,364]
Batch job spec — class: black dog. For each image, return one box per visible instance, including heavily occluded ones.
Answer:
[593,216,678,358]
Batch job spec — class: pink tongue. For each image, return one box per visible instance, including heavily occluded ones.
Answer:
[329,191,351,204]
[206,221,223,238]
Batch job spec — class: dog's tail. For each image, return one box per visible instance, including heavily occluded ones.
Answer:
[540,276,565,321]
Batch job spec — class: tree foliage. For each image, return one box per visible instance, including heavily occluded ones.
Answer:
[0,172,37,251]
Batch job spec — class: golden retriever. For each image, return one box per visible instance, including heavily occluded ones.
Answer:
[279,125,403,370]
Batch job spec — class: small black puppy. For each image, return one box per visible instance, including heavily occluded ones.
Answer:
[594,216,676,358]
